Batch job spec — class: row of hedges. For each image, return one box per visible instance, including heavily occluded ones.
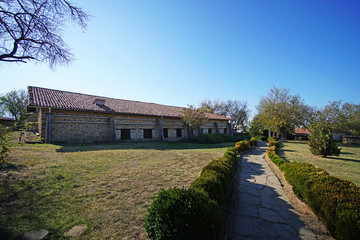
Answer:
[187,133,250,144]
[144,139,257,240]
[266,140,360,240]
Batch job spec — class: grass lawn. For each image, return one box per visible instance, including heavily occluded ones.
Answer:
[0,140,235,239]
[278,141,360,186]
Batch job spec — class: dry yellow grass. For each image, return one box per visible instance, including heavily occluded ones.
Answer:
[0,141,234,239]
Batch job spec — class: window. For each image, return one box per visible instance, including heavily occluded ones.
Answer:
[163,128,168,138]
[176,129,182,138]
[144,129,152,139]
[224,128,227,134]
[208,129,213,134]
[121,129,131,140]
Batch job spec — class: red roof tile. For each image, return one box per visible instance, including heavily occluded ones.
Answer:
[295,127,311,135]
[27,86,230,121]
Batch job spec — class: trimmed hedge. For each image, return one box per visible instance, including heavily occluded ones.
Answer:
[266,140,360,240]
[145,138,258,239]
[144,188,222,240]
[187,133,250,144]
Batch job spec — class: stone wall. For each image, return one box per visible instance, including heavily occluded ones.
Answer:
[29,108,230,143]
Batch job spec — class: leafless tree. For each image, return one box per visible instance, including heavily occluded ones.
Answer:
[199,99,250,131]
[0,0,89,68]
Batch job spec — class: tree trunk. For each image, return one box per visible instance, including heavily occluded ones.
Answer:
[280,128,287,141]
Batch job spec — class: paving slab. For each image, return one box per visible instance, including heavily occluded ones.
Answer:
[231,141,316,240]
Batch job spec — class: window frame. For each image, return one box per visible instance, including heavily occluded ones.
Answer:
[176,129,182,138]
[121,129,131,140]
[144,129,153,139]
[163,128,168,138]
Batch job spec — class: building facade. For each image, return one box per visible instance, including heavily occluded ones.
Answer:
[27,86,232,143]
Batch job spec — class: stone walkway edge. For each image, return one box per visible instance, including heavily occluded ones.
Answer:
[227,141,332,240]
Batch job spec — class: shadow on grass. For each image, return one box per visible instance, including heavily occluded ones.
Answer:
[0,163,23,172]
[55,141,236,153]
[327,156,360,163]
[0,180,46,240]
[339,152,355,155]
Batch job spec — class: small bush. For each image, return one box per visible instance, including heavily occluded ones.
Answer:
[190,171,225,204]
[268,141,280,149]
[308,113,341,157]
[267,136,277,142]
[0,125,11,164]
[223,147,237,162]
[187,133,226,144]
[144,188,222,240]
[268,145,276,152]
[249,137,258,147]
[201,159,233,193]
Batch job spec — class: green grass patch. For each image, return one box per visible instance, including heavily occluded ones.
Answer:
[0,141,234,239]
[278,141,360,186]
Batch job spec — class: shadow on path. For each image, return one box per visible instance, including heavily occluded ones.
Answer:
[232,142,314,240]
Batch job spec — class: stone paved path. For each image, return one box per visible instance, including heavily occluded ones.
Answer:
[231,141,317,240]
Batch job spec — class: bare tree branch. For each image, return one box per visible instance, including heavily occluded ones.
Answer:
[0,0,89,68]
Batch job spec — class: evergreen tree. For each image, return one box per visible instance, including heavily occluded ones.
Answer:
[308,112,340,158]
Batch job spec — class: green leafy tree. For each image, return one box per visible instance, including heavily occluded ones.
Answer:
[182,105,208,137]
[323,101,360,136]
[0,89,27,128]
[308,112,340,158]
[257,86,309,140]
[249,115,262,137]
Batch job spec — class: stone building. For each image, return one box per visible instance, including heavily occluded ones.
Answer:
[0,116,15,128]
[27,86,232,143]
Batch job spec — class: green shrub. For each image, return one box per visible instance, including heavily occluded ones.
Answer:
[235,140,250,152]
[187,133,250,144]
[280,161,360,239]
[266,143,360,239]
[187,133,226,144]
[249,137,258,147]
[223,147,237,162]
[308,112,341,157]
[228,134,251,142]
[268,141,280,149]
[268,145,276,152]
[201,159,233,193]
[253,135,263,141]
[144,188,222,240]
[281,162,327,199]
[190,171,225,204]
[336,203,360,240]
[267,136,277,142]
[0,125,11,164]
[304,175,360,238]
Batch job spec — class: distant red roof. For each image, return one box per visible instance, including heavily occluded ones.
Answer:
[27,86,231,121]
[295,127,311,135]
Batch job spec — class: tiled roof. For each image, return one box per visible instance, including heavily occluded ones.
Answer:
[27,86,230,121]
[295,127,311,135]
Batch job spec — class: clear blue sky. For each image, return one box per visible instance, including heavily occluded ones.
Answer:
[1,0,360,118]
